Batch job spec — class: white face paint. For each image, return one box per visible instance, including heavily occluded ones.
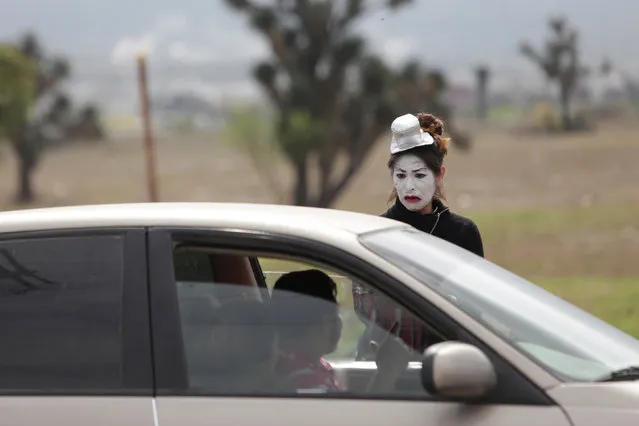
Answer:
[392,154,436,212]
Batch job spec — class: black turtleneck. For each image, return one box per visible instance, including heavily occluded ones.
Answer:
[381,198,484,257]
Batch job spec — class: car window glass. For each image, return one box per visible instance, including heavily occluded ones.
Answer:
[173,248,441,397]
[361,228,639,381]
[175,249,220,309]
[175,249,214,282]
[0,235,125,391]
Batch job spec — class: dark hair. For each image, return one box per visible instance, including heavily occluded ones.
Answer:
[272,269,337,303]
[387,112,450,204]
[270,269,338,338]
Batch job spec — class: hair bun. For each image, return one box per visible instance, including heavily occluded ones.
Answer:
[417,112,448,156]
[437,137,450,158]
[417,112,444,136]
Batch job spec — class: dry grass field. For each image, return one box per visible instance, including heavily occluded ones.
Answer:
[0,119,637,335]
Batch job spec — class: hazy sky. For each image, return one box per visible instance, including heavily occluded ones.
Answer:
[1,0,636,105]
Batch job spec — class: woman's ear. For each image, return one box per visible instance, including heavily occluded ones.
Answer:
[437,165,446,185]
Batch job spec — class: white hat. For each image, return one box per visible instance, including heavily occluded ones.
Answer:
[389,113,435,154]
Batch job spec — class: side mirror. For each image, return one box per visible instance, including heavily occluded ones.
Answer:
[421,341,497,400]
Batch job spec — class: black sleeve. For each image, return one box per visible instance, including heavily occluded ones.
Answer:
[464,221,484,258]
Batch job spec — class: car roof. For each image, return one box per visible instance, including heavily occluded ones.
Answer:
[0,203,407,240]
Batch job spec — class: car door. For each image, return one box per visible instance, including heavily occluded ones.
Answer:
[0,228,154,426]
[148,227,571,426]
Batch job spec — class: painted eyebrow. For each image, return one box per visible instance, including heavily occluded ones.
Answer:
[395,167,429,173]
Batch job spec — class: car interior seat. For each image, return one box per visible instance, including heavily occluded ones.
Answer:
[194,299,277,392]
[180,253,275,391]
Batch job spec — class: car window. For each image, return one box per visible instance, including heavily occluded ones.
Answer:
[360,228,639,382]
[260,258,366,361]
[172,248,439,397]
[175,249,214,282]
[175,249,220,309]
[0,234,125,391]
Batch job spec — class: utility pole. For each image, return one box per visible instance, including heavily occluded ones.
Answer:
[136,52,159,202]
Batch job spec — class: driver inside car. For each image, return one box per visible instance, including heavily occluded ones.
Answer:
[270,269,415,395]
[270,269,344,393]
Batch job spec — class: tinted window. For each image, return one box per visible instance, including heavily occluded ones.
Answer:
[174,250,433,397]
[174,250,214,283]
[0,235,125,390]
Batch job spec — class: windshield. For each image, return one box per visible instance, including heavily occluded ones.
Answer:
[360,228,639,382]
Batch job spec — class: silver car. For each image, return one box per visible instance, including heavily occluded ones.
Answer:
[0,202,637,426]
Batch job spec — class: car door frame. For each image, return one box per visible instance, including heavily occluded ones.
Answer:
[0,226,153,396]
[0,226,155,426]
[148,226,558,407]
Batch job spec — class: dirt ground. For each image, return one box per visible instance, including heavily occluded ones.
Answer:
[0,119,637,279]
[340,120,639,214]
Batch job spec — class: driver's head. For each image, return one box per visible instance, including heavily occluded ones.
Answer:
[271,269,342,357]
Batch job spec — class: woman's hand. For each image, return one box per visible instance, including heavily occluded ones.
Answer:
[366,323,412,393]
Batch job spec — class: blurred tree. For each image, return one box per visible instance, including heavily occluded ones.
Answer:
[1,33,106,204]
[225,0,463,207]
[520,17,588,131]
[0,44,35,141]
[14,32,73,203]
[65,104,106,142]
[475,65,490,121]
[221,105,287,203]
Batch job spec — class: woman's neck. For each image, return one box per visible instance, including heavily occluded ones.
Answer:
[419,202,434,215]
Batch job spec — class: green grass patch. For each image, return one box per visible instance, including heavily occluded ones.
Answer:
[488,105,525,121]
[535,276,639,338]
[468,203,639,239]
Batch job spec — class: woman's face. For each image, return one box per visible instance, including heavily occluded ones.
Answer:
[392,153,437,212]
